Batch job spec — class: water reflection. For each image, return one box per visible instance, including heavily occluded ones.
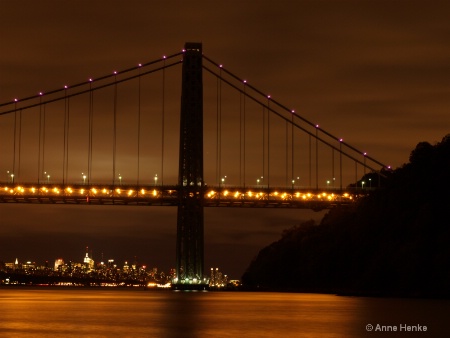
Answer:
[0,288,448,337]
[161,290,210,338]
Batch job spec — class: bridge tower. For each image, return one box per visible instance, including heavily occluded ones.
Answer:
[173,42,208,289]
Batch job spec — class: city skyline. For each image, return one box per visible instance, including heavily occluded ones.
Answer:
[0,203,325,279]
[1,248,232,288]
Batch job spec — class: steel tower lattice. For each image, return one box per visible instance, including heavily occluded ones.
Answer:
[173,42,208,289]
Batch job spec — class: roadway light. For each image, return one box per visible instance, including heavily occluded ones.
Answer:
[257,178,260,186]
[47,174,50,183]
[291,179,295,189]
[82,173,86,185]
[362,181,365,189]
[154,174,158,186]
[326,180,330,189]
[11,173,14,184]
[369,178,372,188]
[119,174,122,186]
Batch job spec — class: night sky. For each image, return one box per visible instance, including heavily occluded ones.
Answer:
[1,0,450,279]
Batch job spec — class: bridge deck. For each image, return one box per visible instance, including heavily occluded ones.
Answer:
[0,183,368,210]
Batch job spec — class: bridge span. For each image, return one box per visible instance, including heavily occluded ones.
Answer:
[0,182,367,210]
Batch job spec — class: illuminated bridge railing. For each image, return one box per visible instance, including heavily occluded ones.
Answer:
[0,183,369,209]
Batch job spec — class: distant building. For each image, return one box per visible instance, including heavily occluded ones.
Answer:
[83,247,94,271]
[54,258,64,271]
[22,261,35,270]
[209,267,228,288]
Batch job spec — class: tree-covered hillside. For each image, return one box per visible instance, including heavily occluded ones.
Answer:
[242,135,450,298]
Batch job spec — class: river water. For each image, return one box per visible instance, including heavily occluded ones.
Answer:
[0,288,448,337]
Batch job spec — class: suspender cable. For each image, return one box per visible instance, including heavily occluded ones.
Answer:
[262,105,265,187]
[63,90,66,184]
[42,103,46,181]
[88,82,94,184]
[38,97,42,184]
[339,141,343,190]
[12,104,17,182]
[113,76,117,185]
[243,83,246,188]
[285,120,288,187]
[315,127,318,190]
[267,97,270,188]
[332,148,335,189]
[218,69,222,186]
[161,58,165,186]
[240,82,247,187]
[309,134,312,188]
[291,113,294,188]
[239,92,242,186]
[90,86,94,183]
[63,87,68,185]
[137,68,141,186]
[66,95,70,184]
[216,74,220,184]
[17,109,22,181]
[363,155,367,176]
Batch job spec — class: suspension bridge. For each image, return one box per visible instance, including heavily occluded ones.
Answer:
[0,43,389,288]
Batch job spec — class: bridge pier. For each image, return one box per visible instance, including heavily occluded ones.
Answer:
[173,43,208,290]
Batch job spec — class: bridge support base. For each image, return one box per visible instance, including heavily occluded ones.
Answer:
[171,282,209,291]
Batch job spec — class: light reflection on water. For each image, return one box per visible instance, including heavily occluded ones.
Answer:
[0,288,448,337]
